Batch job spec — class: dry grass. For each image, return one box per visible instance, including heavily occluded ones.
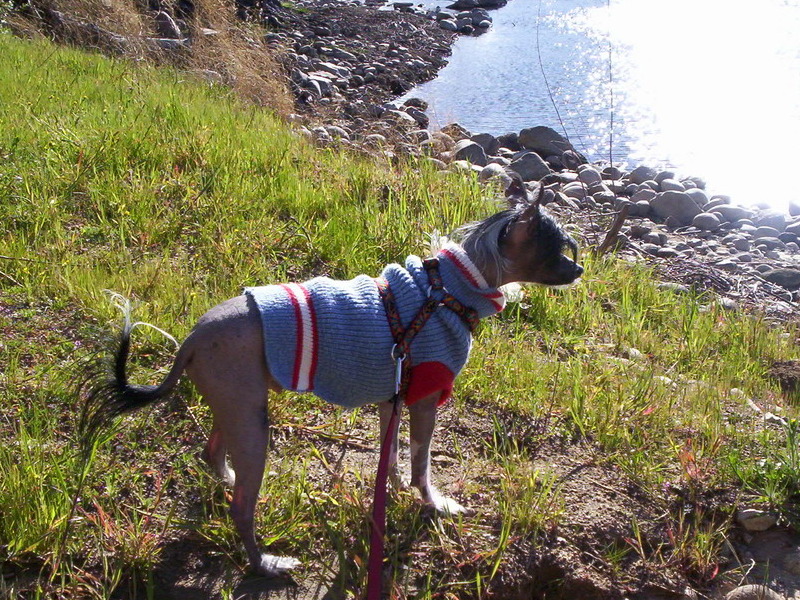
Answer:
[6,0,293,113]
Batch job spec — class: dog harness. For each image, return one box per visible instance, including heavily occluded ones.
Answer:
[245,242,506,407]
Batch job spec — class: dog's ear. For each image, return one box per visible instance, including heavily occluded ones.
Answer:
[504,174,528,207]
[518,184,543,226]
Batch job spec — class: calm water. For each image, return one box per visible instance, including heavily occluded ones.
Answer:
[405,0,800,208]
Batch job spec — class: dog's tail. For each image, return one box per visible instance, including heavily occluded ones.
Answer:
[77,295,189,454]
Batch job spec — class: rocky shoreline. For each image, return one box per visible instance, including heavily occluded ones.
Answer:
[259,2,800,320]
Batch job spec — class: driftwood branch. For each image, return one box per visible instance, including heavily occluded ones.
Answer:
[594,204,629,255]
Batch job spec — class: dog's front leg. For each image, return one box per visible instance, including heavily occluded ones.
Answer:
[408,394,466,515]
[378,400,402,488]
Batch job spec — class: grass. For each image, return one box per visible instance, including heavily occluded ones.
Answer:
[1,31,800,598]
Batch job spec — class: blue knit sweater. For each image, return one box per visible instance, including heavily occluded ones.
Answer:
[245,243,506,408]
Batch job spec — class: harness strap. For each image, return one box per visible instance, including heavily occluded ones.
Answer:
[366,258,479,599]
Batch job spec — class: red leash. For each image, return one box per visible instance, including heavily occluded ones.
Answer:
[366,262,478,599]
[365,398,399,600]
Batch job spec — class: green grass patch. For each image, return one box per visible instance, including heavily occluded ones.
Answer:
[1,32,800,598]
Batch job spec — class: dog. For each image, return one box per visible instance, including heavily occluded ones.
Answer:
[79,178,583,578]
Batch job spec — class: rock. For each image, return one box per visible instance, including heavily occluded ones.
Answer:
[471,132,500,155]
[710,204,755,223]
[496,132,520,151]
[577,166,602,185]
[478,163,512,185]
[383,109,417,126]
[508,151,551,181]
[630,200,651,217]
[403,106,428,128]
[631,188,657,202]
[754,226,781,239]
[660,178,685,192]
[790,200,800,217]
[430,131,456,151]
[754,237,784,251]
[154,10,182,38]
[755,211,787,232]
[724,585,784,600]
[440,122,470,140]
[657,247,679,258]
[785,220,800,236]
[654,170,675,183]
[658,282,691,294]
[628,165,657,185]
[643,232,666,246]
[438,19,458,31]
[763,268,800,290]
[562,182,588,199]
[693,212,721,231]
[650,191,703,226]
[452,139,488,166]
[518,126,572,158]
[685,187,709,208]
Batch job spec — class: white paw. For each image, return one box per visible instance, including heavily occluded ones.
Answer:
[255,554,301,578]
[431,495,467,516]
[422,487,467,515]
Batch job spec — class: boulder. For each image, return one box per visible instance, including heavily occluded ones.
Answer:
[508,151,551,181]
[628,165,657,185]
[440,123,471,140]
[518,126,572,158]
[452,139,488,166]
[470,132,500,155]
[685,187,709,208]
[650,191,703,226]
[154,11,182,38]
[710,204,754,223]
[763,268,800,290]
[496,132,520,151]
[659,178,685,192]
[562,182,587,199]
[577,166,602,185]
[724,585,783,600]
[785,220,800,236]
[754,226,781,239]
[755,211,787,232]
[478,163,512,185]
[631,188,657,202]
[693,212,721,231]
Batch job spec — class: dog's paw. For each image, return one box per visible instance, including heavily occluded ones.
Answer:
[431,495,467,516]
[254,554,301,578]
[422,487,468,516]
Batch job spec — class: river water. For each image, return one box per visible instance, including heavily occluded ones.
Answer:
[404,0,800,209]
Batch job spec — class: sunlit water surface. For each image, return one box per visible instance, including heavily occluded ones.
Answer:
[405,0,800,209]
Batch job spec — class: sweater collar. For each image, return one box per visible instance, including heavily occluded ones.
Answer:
[433,242,506,318]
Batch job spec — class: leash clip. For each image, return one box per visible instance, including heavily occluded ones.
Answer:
[390,344,406,395]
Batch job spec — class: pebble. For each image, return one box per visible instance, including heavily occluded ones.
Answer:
[724,585,784,600]
[736,508,779,532]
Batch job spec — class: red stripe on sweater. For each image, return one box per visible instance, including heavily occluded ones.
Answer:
[299,284,318,391]
[440,248,505,311]
[281,284,305,390]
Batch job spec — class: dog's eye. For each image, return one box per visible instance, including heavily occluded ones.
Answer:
[563,238,579,262]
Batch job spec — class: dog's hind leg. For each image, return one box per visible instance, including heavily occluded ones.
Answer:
[201,425,235,486]
[185,295,299,577]
[224,396,300,577]
[408,393,466,515]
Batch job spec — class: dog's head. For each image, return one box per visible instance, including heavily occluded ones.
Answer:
[499,177,583,287]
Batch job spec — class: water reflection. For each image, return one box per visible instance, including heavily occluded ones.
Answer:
[405,0,800,207]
